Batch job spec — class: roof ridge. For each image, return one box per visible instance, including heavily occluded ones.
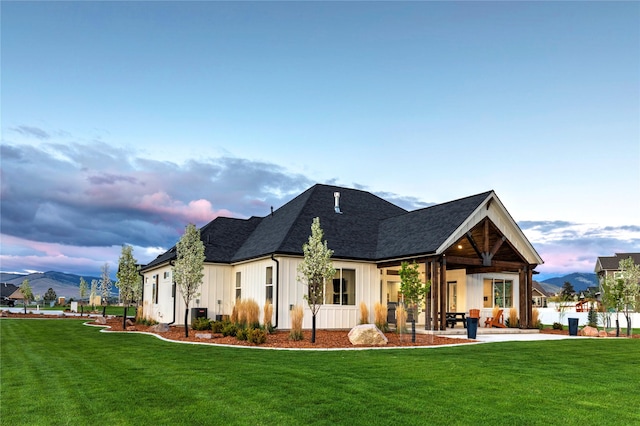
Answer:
[272,184,319,253]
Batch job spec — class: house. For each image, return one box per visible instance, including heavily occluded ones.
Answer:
[140,184,543,330]
[1,283,19,299]
[594,253,640,283]
[531,281,550,307]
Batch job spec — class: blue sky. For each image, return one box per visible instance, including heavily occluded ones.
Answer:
[1,1,639,281]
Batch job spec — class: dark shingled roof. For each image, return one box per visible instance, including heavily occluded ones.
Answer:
[142,184,495,269]
[596,253,640,271]
[376,191,492,260]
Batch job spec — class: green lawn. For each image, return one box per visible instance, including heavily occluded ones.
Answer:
[2,319,639,425]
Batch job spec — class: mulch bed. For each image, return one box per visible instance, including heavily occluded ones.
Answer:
[2,311,474,348]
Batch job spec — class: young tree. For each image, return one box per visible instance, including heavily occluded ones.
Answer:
[116,244,139,329]
[618,257,640,336]
[19,279,34,314]
[79,277,88,316]
[99,263,112,317]
[43,288,57,304]
[90,279,98,310]
[172,223,205,337]
[297,217,335,344]
[399,261,431,342]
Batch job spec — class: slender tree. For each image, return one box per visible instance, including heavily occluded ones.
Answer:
[79,277,88,316]
[399,261,431,342]
[116,244,139,329]
[99,263,112,317]
[297,217,335,344]
[172,223,205,337]
[19,279,34,314]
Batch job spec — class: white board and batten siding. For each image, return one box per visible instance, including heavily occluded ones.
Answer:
[275,257,381,330]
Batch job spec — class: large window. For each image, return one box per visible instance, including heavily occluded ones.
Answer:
[325,269,356,305]
[265,266,273,303]
[483,278,513,308]
[235,272,241,300]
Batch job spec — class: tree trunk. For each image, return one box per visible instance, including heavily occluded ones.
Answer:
[122,306,128,329]
[616,319,620,337]
[411,318,416,343]
[102,305,107,317]
[625,314,631,337]
[184,307,189,337]
[80,304,84,317]
[311,314,316,343]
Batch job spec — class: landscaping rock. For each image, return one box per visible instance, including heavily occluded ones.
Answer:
[599,330,608,337]
[150,323,170,333]
[95,316,107,325]
[580,326,599,337]
[1,310,8,317]
[126,326,137,331]
[125,318,135,327]
[195,332,212,339]
[348,324,388,346]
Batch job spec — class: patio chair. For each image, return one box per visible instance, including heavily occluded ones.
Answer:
[484,308,506,328]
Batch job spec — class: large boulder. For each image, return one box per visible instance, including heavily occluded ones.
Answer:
[348,324,388,346]
[150,323,170,333]
[579,326,599,337]
[95,316,107,325]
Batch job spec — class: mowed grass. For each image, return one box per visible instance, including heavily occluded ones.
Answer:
[1,320,639,425]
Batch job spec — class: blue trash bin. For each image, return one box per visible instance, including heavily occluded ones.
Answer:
[568,318,579,336]
[467,317,479,339]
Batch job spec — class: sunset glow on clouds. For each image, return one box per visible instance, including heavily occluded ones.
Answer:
[2,2,638,279]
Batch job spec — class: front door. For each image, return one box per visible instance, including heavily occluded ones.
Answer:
[448,281,457,312]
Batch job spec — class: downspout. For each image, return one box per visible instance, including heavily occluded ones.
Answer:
[167,260,177,325]
[271,254,280,329]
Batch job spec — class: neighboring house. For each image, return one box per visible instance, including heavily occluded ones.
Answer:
[531,281,550,307]
[594,253,640,283]
[141,184,543,330]
[1,283,19,299]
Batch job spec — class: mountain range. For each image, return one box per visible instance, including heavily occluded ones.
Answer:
[538,272,599,295]
[2,270,598,300]
[0,271,105,300]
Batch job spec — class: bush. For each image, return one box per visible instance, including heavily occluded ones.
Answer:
[552,322,563,330]
[222,323,238,337]
[588,306,598,327]
[191,317,211,331]
[507,308,519,328]
[136,318,158,326]
[248,328,267,344]
[211,320,227,334]
[236,328,249,341]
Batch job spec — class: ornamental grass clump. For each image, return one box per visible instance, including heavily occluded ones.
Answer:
[374,302,388,332]
[507,307,519,328]
[359,302,369,324]
[532,307,541,329]
[290,305,304,341]
[231,302,239,324]
[263,301,274,332]
[245,299,260,328]
[396,304,407,333]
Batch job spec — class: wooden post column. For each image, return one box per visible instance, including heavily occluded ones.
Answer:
[526,267,534,328]
[431,260,439,330]
[519,268,527,329]
[439,256,447,331]
[424,259,431,330]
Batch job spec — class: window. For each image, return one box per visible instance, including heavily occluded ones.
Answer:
[164,271,171,279]
[152,274,159,304]
[325,269,356,305]
[235,272,241,300]
[483,278,513,308]
[265,266,273,303]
